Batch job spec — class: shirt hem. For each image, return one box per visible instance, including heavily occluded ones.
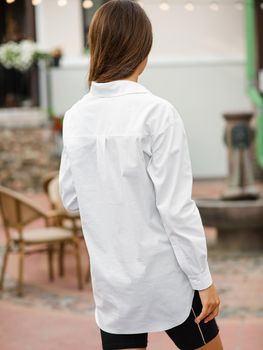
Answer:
[94,288,195,334]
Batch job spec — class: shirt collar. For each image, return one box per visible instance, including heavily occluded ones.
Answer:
[89,79,150,97]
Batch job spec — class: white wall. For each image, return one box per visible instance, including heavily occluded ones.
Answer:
[145,3,245,58]
[47,57,252,178]
[35,0,84,56]
[35,1,245,58]
[37,0,252,178]
[141,59,252,178]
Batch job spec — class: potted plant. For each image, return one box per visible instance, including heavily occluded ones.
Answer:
[51,47,63,67]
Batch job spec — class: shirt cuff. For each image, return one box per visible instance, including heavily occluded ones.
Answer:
[188,264,213,290]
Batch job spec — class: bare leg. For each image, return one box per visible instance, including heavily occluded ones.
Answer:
[197,334,223,350]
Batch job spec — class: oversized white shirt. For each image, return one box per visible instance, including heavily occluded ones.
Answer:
[58,79,213,334]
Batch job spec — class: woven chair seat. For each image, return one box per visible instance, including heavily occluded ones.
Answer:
[62,218,82,230]
[0,185,84,296]
[13,227,73,244]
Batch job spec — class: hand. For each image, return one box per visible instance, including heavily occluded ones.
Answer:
[195,283,220,324]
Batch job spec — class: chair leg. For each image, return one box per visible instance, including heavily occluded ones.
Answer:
[17,242,25,297]
[85,260,91,283]
[47,244,54,282]
[59,242,65,277]
[0,246,10,291]
[73,238,83,290]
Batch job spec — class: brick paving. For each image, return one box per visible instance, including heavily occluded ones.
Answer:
[0,180,263,349]
[1,300,262,350]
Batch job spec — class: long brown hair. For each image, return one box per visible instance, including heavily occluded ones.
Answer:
[87,0,153,88]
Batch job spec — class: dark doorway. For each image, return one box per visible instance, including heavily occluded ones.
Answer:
[0,0,38,108]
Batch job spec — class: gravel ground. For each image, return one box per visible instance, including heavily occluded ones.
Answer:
[1,244,262,320]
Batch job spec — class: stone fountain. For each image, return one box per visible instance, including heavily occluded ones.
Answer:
[195,112,263,250]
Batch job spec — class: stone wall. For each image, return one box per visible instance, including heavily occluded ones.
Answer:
[0,126,60,193]
[0,109,61,193]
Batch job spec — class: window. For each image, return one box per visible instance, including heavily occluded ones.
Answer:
[82,0,108,51]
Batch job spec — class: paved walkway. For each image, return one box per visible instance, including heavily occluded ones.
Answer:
[0,180,262,349]
[1,300,262,350]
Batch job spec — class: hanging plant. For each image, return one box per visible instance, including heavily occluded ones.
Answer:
[0,40,50,72]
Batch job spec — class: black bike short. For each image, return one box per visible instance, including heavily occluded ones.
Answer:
[100,290,220,350]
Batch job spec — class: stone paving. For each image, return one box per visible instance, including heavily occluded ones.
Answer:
[0,245,262,321]
[0,181,263,349]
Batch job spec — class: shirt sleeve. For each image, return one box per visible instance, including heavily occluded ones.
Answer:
[58,145,79,213]
[146,107,213,290]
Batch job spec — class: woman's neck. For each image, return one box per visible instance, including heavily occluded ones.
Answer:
[123,72,139,82]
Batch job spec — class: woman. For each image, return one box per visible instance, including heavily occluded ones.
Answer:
[59,1,223,349]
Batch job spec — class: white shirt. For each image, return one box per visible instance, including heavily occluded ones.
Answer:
[58,79,213,334]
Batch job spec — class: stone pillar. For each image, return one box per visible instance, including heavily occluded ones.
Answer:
[222,112,260,200]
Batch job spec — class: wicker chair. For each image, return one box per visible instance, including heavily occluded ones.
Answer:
[0,185,83,296]
[43,172,91,283]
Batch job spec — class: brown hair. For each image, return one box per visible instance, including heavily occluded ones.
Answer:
[87,0,153,87]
